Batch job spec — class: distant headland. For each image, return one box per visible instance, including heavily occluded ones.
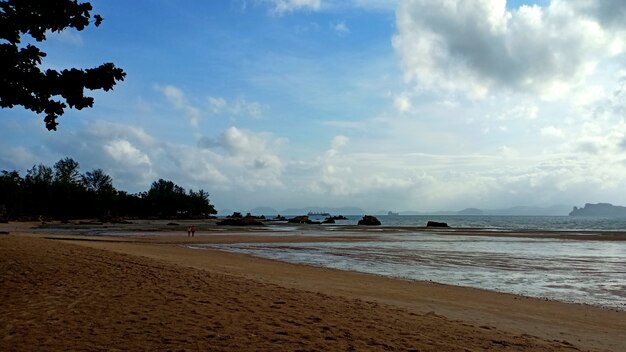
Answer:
[569,203,626,217]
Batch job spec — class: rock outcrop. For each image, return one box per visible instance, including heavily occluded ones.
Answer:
[569,203,626,217]
[358,215,381,226]
[426,221,449,227]
[218,216,264,226]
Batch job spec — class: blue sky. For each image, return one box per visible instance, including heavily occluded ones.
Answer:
[1,0,626,213]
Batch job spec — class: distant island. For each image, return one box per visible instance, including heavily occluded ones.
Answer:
[569,203,626,217]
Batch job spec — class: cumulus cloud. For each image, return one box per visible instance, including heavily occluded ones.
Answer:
[569,0,626,30]
[156,85,201,126]
[392,0,625,98]
[104,139,151,166]
[166,145,230,186]
[270,0,321,14]
[199,127,285,189]
[219,127,277,156]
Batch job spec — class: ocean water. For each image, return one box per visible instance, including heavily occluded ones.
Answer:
[299,214,626,230]
[192,231,626,310]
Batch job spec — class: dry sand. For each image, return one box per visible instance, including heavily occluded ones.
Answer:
[1,229,625,351]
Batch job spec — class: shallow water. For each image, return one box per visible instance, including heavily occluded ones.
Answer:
[295,214,626,230]
[192,233,626,310]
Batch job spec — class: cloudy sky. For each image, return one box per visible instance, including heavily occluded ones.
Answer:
[2,0,626,213]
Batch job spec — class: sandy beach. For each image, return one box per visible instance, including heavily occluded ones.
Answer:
[1,224,625,351]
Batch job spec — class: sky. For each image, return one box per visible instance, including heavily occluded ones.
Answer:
[1,0,626,213]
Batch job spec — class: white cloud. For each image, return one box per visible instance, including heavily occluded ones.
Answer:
[103,139,156,187]
[392,0,625,98]
[207,96,227,114]
[270,0,321,14]
[207,96,267,119]
[166,145,230,187]
[47,30,83,45]
[199,127,285,189]
[332,21,350,35]
[104,139,151,166]
[219,127,275,156]
[156,85,201,127]
[540,126,564,138]
[330,135,348,150]
[502,103,539,120]
[393,93,412,113]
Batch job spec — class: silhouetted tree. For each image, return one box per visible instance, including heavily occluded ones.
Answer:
[0,159,218,221]
[53,157,81,185]
[23,164,54,217]
[0,0,126,130]
[0,170,23,220]
[146,179,186,218]
[25,164,53,185]
[188,189,217,217]
[81,168,115,219]
[81,168,114,194]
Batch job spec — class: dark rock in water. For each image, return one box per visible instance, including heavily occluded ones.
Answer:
[358,215,381,225]
[217,217,264,226]
[322,218,335,224]
[329,215,348,220]
[266,214,286,222]
[288,215,310,224]
[426,221,449,227]
[243,213,265,220]
[227,212,243,218]
[287,215,325,224]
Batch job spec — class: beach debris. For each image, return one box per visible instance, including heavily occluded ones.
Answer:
[358,215,381,225]
[426,221,449,227]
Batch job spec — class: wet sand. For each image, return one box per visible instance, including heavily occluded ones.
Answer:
[1,225,625,351]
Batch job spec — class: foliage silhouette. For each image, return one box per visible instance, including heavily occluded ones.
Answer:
[0,0,126,130]
[0,158,217,221]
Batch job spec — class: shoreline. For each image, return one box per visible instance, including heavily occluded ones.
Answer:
[6,219,626,241]
[1,227,624,351]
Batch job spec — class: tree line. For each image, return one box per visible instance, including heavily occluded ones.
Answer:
[0,157,217,222]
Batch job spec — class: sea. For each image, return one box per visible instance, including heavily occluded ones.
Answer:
[194,215,626,310]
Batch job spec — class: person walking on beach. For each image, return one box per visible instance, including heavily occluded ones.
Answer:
[190,225,196,237]
[187,226,192,237]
